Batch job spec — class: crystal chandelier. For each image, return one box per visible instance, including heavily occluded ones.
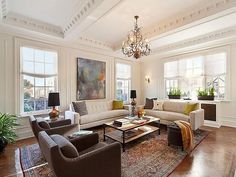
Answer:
[122,16,151,59]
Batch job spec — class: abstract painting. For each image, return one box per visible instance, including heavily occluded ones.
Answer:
[77,58,106,100]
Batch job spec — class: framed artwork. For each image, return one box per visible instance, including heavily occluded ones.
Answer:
[77,58,106,100]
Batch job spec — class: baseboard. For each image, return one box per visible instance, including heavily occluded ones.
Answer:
[221,116,236,128]
[204,120,221,128]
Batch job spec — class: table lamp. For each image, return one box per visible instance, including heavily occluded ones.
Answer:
[48,92,60,119]
[130,90,137,117]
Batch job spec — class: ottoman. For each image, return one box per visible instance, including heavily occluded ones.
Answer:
[167,122,183,151]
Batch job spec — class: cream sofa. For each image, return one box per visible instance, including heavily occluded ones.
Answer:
[65,101,130,129]
[141,100,204,130]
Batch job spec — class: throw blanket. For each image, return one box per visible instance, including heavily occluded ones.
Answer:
[174,120,194,153]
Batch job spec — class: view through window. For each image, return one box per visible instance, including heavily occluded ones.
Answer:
[164,52,227,100]
[116,63,131,103]
[21,47,58,113]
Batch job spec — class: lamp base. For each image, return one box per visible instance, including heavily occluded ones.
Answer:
[131,99,136,117]
[49,107,59,119]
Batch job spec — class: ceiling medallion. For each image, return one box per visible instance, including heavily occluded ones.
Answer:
[122,16,151,59]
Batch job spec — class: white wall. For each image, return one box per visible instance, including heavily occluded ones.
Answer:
[141,43,236,128]
[0,32,141,139]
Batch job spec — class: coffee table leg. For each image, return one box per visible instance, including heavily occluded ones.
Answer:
[122,131,125,152]
[103,125,106,141]
[158,121,161,135]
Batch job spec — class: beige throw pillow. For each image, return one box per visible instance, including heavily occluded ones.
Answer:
[152,100,164,111]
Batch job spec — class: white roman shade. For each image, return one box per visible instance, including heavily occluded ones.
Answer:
[205,53,226,76]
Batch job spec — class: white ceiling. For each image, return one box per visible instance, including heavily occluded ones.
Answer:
[1,0,236,53]
[81,0,205,44]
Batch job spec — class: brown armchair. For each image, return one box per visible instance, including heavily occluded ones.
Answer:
[29,115,78,139]
[38,131,121,177]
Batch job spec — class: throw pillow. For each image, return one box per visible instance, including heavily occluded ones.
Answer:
[152,100,164,111]
[113,100,124,110]
[72,101,88,116]
[38,121,50,129]
[184,103,198,115]
[50,134,79,158]
[144,98,157,109]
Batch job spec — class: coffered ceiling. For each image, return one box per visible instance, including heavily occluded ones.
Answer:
[1,0,236,55]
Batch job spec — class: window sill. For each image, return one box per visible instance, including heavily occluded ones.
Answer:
[19,110,50,118]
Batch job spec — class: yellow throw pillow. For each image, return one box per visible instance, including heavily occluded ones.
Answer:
[184,103,198,115]
[113,100,124,110]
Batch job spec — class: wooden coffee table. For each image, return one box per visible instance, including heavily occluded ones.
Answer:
[103,116,160,152]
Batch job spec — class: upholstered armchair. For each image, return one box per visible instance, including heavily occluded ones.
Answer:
[29,115,78,139]
[38,131,121,177]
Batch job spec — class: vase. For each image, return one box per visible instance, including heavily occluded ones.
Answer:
[0,138,7,154]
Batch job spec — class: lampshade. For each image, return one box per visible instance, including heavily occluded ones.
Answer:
[48,92,60,107]
[130,90,137,99]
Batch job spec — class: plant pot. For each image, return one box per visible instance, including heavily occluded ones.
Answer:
[168,95,181,99]
[0,138,8,154]
[198,96,214,101]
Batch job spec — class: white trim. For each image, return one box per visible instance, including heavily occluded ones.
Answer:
[204,120,221,128]
[221,116,236,128]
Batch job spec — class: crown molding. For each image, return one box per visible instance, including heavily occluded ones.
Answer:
[144,26,236,59]
[63,0,104,35]
[2,12,64,38]
[144,0,236,39]
[0,0,7,19]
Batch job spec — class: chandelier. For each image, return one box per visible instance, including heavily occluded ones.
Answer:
[122,16,151,59]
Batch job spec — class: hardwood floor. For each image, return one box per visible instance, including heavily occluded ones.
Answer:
[0,126,236,177]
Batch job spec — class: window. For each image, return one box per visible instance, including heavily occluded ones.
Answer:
[116,63,131,103]
[20,47,58,114]
[164,52,227,100]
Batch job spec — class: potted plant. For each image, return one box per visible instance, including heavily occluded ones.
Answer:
[0,113,18,154]
[197,87,215,100]
[168,88,182,99]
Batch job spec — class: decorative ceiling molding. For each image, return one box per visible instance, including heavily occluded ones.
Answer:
[152,26,236,54]
[63,0,104,35]
[3,12,64,38]
[0,0,7,19]
[144,0,236,39]
[77,36,113,49]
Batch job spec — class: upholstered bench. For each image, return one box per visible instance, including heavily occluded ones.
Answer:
[167,122,183,151]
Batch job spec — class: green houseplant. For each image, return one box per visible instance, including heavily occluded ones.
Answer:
[197,87,215,100]
[0,113,18,154]
[168,88,182,99]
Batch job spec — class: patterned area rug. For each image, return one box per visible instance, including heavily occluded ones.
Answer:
[18,127,209,177]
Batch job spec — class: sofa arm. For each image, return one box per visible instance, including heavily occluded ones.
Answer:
[49,119,71,128]
[189,109,204,130]
[65,111,80,124]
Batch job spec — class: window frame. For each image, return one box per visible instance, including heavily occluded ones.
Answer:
[115,61,132,104]
[18,42,59,116]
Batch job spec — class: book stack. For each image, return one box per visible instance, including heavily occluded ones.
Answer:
[113,118,130,127]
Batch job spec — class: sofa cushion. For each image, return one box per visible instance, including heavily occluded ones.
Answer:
[163,101,187,114]
[152,100,164,111]
[144,98,157,109]
[72,101,88,116]
[50,134,79,158]
[80,110,129,124]
[112,100,124,110]
[144,109,190,122]
[86,101,113,114]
